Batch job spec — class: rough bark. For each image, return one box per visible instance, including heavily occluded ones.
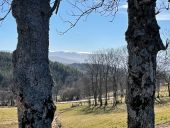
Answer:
[125,0,166,127]
[11,0,55,127]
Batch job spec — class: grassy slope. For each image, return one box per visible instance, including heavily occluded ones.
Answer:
[0,107,18,128]
[1,98,170,128]
[58,98,170,128]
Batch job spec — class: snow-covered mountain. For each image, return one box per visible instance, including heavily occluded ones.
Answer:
[49,51,89,64]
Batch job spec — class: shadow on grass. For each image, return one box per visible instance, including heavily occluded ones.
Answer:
[79,97,170,115]
[58,97,170,116]
[79,105,126,115]
[155,97,170,105]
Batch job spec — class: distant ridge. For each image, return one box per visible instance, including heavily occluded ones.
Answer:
[0,50,90,64]
[49,51,89,64]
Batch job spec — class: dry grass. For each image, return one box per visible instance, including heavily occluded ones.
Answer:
[0,107,18,128]
[58,97,170,128]
[1,97,170,128]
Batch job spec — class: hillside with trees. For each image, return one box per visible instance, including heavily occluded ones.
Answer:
[0,52,12,91]
[0,52,81,104]
[1,48,170,104]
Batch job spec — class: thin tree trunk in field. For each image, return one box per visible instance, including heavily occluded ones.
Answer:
[104,66,109,106]
[112,76,117,107]
[94,75,98,106]
[168,84,170,97]
[91,73,94,106]
[126,0,166,127]
[98,75,103,107]
[11,0,55,127]
[104,76,108,106]
[91,74,97,106]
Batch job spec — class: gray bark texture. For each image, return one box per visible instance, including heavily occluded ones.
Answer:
[125,0,166,128]
[11,0,56,128]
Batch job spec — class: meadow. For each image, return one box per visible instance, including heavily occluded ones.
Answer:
[1,97,170,128]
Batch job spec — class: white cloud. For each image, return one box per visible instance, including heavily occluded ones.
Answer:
[119,3,170,21]
[49,50,90,54]
[120,4,128,9]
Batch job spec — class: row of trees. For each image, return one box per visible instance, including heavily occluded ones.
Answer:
[79,46,170,108]
[2,48,170,105]
[156,49,170,98]
[2,48,170,106]
[84,48,127,107]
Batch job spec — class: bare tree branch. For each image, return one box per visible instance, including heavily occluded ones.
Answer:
[0,6,11,21]
[50,0,61,16]
[162,29,170,50]
[58,0,120,35]
[155,0,170,15]
[0,0,11,22]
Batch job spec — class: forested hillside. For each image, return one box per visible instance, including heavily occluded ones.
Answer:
[69,63,88,73]
[0,52,81,102]
[1,49,170,104]
[50,61,82,101]
[0,52,12,90]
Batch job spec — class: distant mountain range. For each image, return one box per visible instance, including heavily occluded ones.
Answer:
[49,51,90,64]
[0,51,89,64]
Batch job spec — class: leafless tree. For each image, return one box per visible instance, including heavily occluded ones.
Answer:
[108,49,120,107]
[156,50,169,98]
[96,51,105,107]
[107,47,127,107]
[86,54,100,106]
[101,50,110,106]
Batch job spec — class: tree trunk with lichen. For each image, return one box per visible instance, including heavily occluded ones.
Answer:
[125,0,166,127]
[11,0,55,127]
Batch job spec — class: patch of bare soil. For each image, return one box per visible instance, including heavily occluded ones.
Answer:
[156,122,170,128]
[52,113,62,128]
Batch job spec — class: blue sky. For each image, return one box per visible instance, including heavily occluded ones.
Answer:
[0,1,169,52]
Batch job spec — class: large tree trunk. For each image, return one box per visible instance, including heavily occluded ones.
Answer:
[125,0,166,127]
[11,0,55,127]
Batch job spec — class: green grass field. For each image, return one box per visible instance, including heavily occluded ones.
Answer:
[1,97,170,128]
